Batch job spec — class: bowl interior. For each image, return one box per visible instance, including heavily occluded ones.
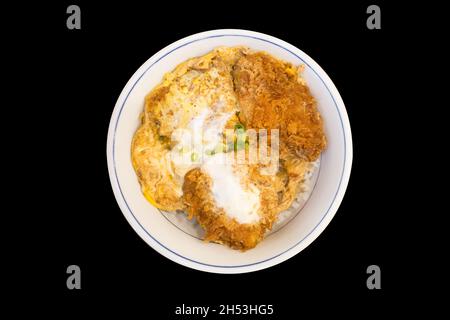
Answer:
[109,32,349,272]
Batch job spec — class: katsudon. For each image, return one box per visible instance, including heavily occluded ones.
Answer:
[131,47,326,250]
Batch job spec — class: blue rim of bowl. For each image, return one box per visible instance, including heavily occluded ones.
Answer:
[112,33,347,269]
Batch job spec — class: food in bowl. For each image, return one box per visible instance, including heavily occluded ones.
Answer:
[131,46,326,250]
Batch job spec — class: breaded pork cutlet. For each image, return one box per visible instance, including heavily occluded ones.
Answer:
[182,165,279,250]
[232,52,327,161]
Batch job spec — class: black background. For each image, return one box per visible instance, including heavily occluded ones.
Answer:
[9,0,431,317]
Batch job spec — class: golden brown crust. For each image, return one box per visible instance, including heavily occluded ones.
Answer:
[232,52,327,161]
[183,168,277,250]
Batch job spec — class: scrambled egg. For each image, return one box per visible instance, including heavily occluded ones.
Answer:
[131,47,326,250]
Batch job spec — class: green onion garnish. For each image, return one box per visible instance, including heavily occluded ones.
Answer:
[235,123,245,132]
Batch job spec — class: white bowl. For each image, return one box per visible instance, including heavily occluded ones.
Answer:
[107,29,352,273]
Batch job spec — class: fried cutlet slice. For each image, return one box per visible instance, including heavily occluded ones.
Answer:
[182,166,279,251]
[232,52,327,161]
